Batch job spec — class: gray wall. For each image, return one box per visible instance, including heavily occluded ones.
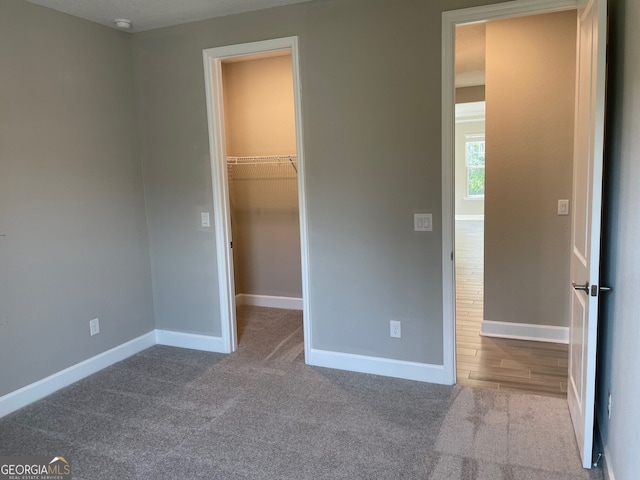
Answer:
[132,0,504,364]
[3,0,639,474]
[598,0,640,477]
[0,0,154,396]
[484,11,576,328]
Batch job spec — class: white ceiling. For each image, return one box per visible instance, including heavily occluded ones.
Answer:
[23,0,314,32]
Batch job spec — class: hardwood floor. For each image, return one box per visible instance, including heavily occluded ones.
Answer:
[455,220,568,398]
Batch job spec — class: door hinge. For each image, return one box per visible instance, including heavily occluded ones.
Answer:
[230,241,233,249]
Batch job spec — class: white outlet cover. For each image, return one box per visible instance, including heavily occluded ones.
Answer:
[90,318,100,336]
[390,320,401,338]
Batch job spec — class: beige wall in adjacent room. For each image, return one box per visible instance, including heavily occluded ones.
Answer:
[484,10,577,328]
[456,86,485,104]
[223,55,297,157]
[222,55,302,298]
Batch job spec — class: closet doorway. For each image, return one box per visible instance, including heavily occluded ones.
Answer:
[203,37,311,359]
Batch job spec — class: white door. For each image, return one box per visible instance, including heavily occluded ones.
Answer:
[567,0,608,469]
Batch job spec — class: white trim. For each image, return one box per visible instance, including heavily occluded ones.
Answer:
[155,330,226,352]
[308,349,450,385]
[455,214,484,221]
[442,5,457,386]
[595,409,615,479]
[203,36,311,362]
[602,443,616,480]
[441,0,580,386]
[455,117,485,124]
[455,101,485,123]
[290,37,313,364]
[203,44,236,355]
[444,0,579,24]
[0,332,155,418]
[235,294,303,310]
[0,334,449,419]
[480,320,569,344]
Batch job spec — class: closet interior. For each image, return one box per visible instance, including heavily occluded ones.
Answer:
[221,51,303,350]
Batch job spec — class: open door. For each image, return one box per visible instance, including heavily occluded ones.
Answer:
[443,0,608,468]
[567,0,607,469]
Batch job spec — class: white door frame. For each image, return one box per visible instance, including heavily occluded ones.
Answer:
[203,37,312,357]
[441,0,580,384]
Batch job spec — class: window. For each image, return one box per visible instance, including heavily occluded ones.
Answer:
[465,133,485,198]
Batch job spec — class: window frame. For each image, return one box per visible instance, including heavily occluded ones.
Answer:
[464,132,485,199]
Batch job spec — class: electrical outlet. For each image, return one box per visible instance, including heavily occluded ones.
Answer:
[607,391,612,419]
[390,320,401,338]
[90,318,100,336]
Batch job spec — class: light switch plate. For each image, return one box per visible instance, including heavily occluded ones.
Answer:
[201,212,211,228]
[558,200,570,216]
[414,213,432,232]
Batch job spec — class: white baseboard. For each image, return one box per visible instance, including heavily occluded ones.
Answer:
[155,330,226,353]
[480,320,569,344]
[455,214,484,221]
[596,411,615,479]
[308,348,446,384]
[0,331,155,418]
[602,443,615,479]
[236,293,303,310]
[1,330,444,419]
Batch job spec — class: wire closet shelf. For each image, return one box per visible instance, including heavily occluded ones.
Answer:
[227,155,297,172]
[226,155,299,213]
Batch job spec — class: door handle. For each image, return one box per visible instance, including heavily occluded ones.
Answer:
[572,281,590,293]
[592,285,612,296]
[572,282,613,296]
